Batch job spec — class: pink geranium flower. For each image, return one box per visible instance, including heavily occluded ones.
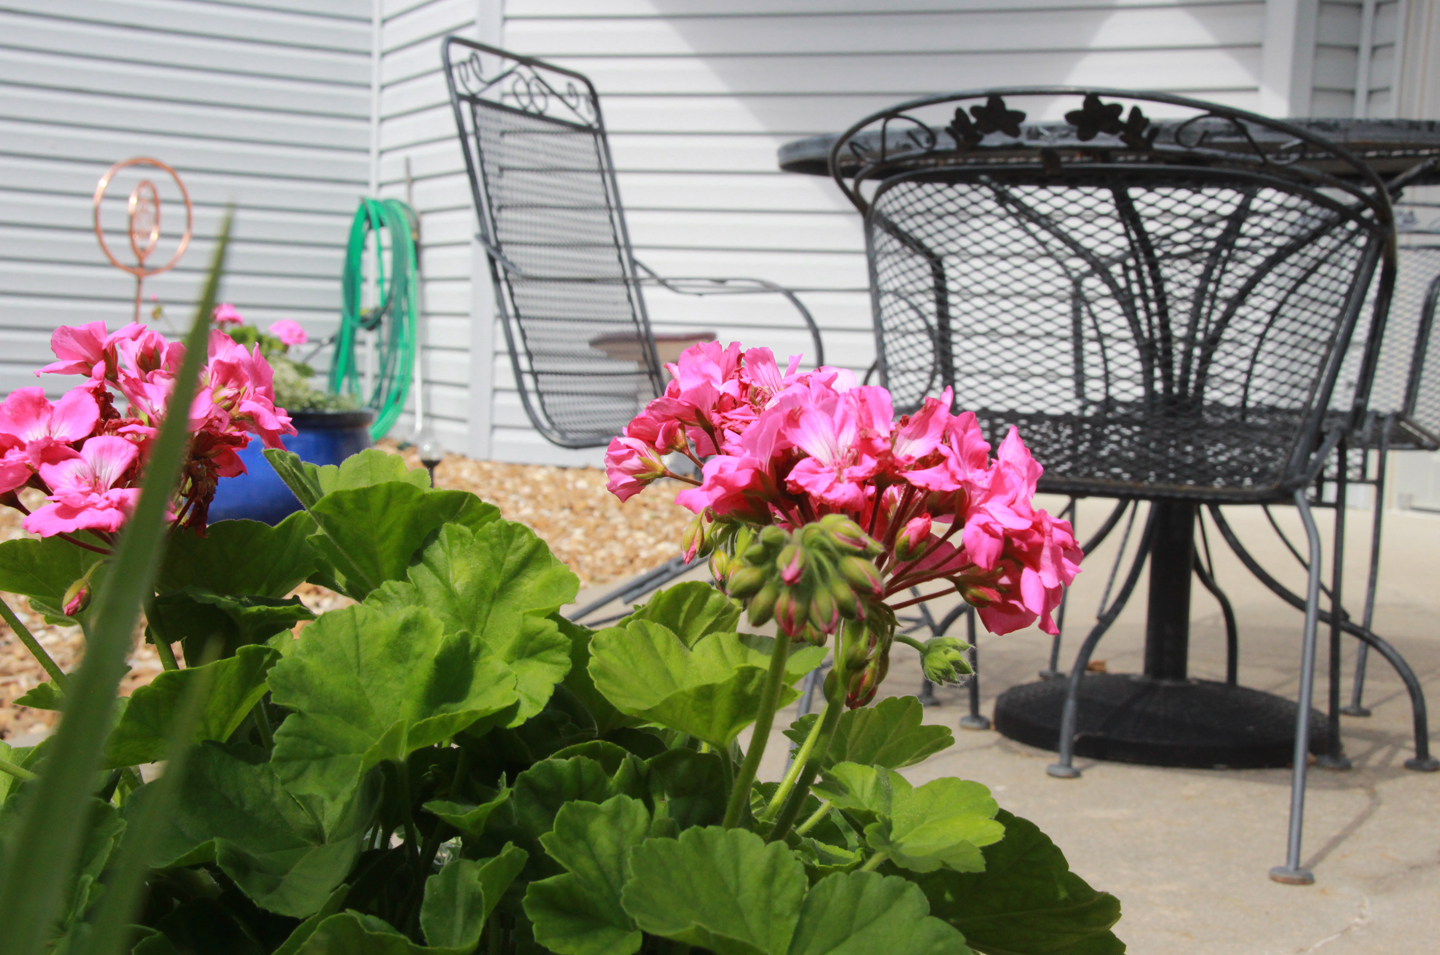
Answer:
[0,387,102,468]
[38,322,111,379]
[212,303,243,327]
[24,436,141,536]
[604,435,667,501]
[269,320,308,346]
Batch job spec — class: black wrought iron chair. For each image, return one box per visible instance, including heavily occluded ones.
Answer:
[443,36,825,623]
[830,87,1434,883]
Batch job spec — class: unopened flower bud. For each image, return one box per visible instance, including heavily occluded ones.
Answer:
[682,513,707,563]
[759,525,788,549]
[808,587,839,634]
[819,515,875,555]
[777,543,807,586]
[839,555,884,597]
[773,589,804,638]
[828,576,859,618]
[747,580,781,626]
[726,565,768,599]
[62,579,91,617]
[709,549,731,585]
[799,624,828,647]
[894,514,933,563]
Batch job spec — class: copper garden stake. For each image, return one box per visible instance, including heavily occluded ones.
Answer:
[92,157,193,321]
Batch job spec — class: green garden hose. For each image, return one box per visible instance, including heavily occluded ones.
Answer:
[332,198,419,440]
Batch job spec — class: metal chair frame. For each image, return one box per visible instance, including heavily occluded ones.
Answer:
[443,36,825,623]
[829,86,1429,882]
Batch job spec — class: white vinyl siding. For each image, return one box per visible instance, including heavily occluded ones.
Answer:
[0,0,372,399]
[1312,0,1404,117]
[483,0,1269,464]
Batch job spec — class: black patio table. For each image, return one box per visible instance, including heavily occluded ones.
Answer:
[777,114,1440,771]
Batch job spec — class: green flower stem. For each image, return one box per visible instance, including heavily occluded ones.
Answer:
[767,659,847,843]
[249,704,274,750]
[761,696,828,822]
[0,756,38,782]
[793,799,833,837]
[151,634,180,671]
[0,596,66,688]
[860,850,890,873]
[721,633,791,829]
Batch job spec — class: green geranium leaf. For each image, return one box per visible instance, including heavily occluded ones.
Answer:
[645,748,729,829]
[423,844,529,949]
[914,810,1125,955]
[150,588,315,663]
[788,872,970,955]
[524,795,650,955]
[263,449,326,510]
[268,604,518,803]
[424,785,512,838]
[622,826,806,955]
[589,620,824,747]
[315,447,432,494]
[865,774,1003,874]
[13,680,63,711]
[365,521,577,724]
[304,483,500,599]
[295,912,470,955]
[0,534,103,623]
[104,644,279,768]
[157,512,319,598]
[556,615,636,737]
[513,756,616,839]
[622,582,740,647]
[272,883,352,955]
[786,696,953,771]
[130,742,374,918]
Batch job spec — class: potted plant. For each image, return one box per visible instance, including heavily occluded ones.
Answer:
[205,303,373,524]
[0,271,1125,955]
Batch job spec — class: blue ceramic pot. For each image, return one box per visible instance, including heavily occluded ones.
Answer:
[208,409,375,525]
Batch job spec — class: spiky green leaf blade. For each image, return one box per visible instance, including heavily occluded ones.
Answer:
[524,796,650,955]
[268,604,517,803]
[0,215,228,955]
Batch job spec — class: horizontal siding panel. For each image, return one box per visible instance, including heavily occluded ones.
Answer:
[508,6,1265,57]
[1312,46,1359,93]
[613,171,878,214]
[0,227,344,280]
[382,0,477,53]
[380,42,450,87]
[0,125,370,190]
[0,47,370,118]
[507,0,1259,17]
[624,209,864,253]
[548,48,1263,97]
[0,261,340,311]
[0,12,372,84]
[1315,2,1362,46]
[0,86,369,152]
[5,0,373,52]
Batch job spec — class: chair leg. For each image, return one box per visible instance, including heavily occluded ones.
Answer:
[1317,443,1351,770]
[1048,508,1158,779]
[1344,420,1391,717]
[960,606,990,730]
[1270,489,1324,886]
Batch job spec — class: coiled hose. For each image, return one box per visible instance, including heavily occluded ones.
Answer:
[332,198,419,440]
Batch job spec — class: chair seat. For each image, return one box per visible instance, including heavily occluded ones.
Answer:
[968,404,1316,502]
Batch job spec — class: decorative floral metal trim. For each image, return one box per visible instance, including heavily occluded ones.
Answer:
[450,50,599,128]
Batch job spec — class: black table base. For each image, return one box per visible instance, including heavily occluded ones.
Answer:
[994,674,1327,769]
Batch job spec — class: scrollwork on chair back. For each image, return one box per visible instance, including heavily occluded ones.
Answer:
[446,43,600,129]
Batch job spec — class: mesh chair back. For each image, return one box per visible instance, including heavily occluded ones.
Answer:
[444,37,661,448]
[836,90,1394,501]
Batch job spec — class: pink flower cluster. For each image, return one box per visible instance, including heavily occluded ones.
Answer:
[605,342,1081,636]
[0,320,296,542]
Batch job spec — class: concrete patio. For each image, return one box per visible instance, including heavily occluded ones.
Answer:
[578,494,1440,954]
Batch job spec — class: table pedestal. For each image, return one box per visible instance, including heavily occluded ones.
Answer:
[993,502,1328,768]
